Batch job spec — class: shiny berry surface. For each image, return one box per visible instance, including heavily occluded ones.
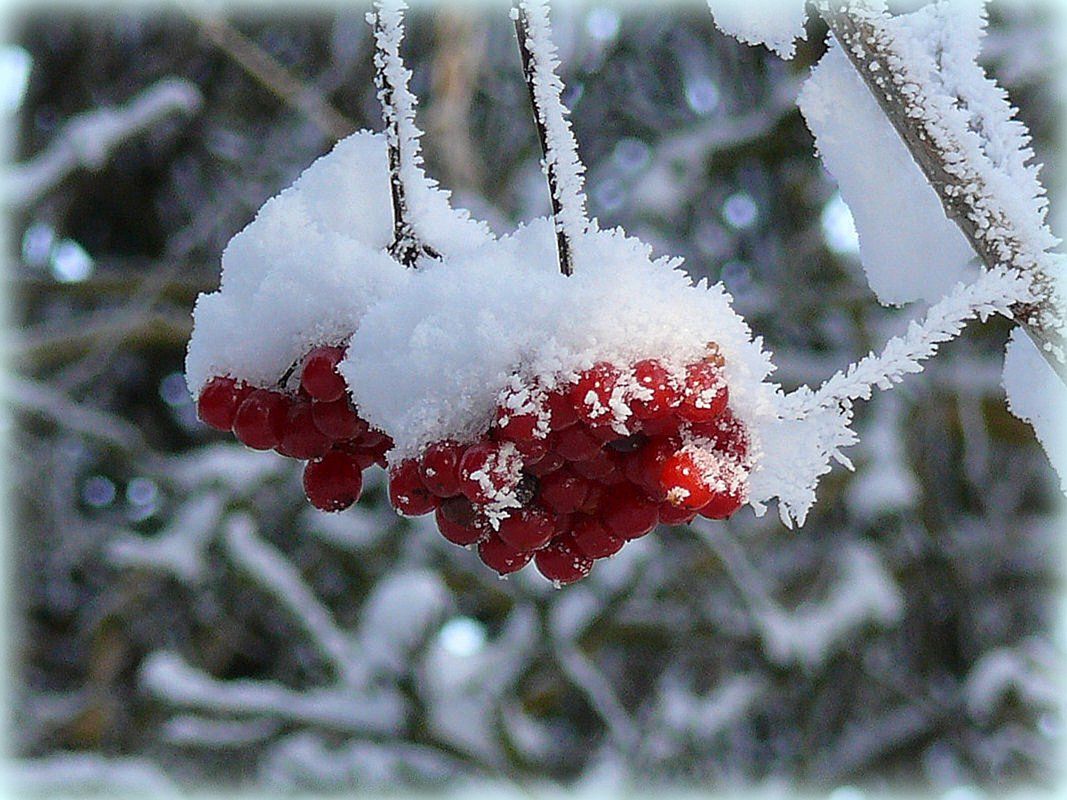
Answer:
[389,459,438,516]
[301,346,347,402]
[233,389,288,450]
[303,450,363,512]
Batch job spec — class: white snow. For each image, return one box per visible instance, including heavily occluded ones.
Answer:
[342,217,778,467]
[706,0,808,60]
[798,39,978,305]
[185,130,492,396]
[1002,326,1067,493]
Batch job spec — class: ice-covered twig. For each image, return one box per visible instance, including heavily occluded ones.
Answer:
[3,78,201,207]
[370,0,440,268]
[814,0,1067,384]
[222,515,364,687]
[7,754,179,796]
[783,265,1031,418]
[512,0,589,276]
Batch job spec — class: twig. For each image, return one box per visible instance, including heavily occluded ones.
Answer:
[512,0,589,276]
[193,13,355,141]
[815,0,1067,385]
[370,0,440,268]
[2,78,201,207]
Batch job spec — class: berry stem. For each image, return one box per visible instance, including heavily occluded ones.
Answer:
[370,0,440,269]
[512,0,589,277]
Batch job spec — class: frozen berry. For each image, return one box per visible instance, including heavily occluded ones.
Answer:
[571,516,624,559]
[545,388,579,429]
[389,459,438,516]
[435,497,488,546]
[301,346,347,402]
[478,534,533,575]
[600,485,659,540]
[497,506,556,551]
[570,362,621,427]
[526,450,564,477]
[571,449,623,483]
[311,398,368,441]
[659,451,714,510]
[534,534,593,585]
[277,401,331,460]
[538,467,591,514]
[554,424,602,462]
[458,441,521,504]
[630,359,681,420]
[658,502,697,525]
[698,488,744,520]
[623,436,679,497]
[494,404,540,444]
[678,360,728,423]
[691,409,749,460]
[419,440,464,497]
[233,389,289,450]
[514,437,549,465]
[303,450,363,512]
[197,376,250,431]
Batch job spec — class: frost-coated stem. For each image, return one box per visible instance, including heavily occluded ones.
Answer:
[370,0,439,268]
[785,265,1032,417]
[513,0,589,276]
[814,0,1067,385]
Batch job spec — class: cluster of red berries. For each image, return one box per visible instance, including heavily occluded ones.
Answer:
[387,346,750,586]
[196,346,390,511]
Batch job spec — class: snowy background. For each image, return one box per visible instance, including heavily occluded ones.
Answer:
[4,2,1064,795]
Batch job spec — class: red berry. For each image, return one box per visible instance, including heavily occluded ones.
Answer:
[545,388,579,429]
[494,403,540,444]
[659,451,715,510]
[311,398,368,441]
[623,436,679,497]
[301,346,347,402]
[640,414,682,438]
[359,428,391,449]
[233,389,289,450]
[600,486,659,540]
[678,360,728,423]
[497,506,556,551]
[478,534,532,575]
[419,440,464,497]
[389,459,438,516]
[698,488,744,520]
[569,362,621,428]
[578,483,604,515]
[458,441,521,504]
[571,449,623,483]
[630,359,681,420]
[538,467,591,514]
[534,534,593,585]
[690,409,750,461]
[197,376,251,431]
[303,450,363,511]
[554,425,602,462]
[571,516,624,559]
[277,401,331,460]
[658,502,698,525]
[435,497,488,546]
[514,437,549,465]
[526,450,564,477]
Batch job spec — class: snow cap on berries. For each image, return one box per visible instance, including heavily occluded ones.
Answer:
[185,130,492,396]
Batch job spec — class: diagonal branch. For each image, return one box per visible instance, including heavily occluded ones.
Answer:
[814,0,1067,385]
[370,0,440,268]
[512,0,589,276]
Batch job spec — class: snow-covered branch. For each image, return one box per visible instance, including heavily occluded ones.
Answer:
[3,77,201,207]
[814,0,1067,384]
[370,0,440,267]
[512,0,589,275]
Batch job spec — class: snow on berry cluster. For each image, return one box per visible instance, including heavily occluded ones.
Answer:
[339,219,779,584]
[185,130,492,510]
[384,348,753,585]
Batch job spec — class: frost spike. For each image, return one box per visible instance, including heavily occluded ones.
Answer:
[513,0,589,276]
[370,0,440,268]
